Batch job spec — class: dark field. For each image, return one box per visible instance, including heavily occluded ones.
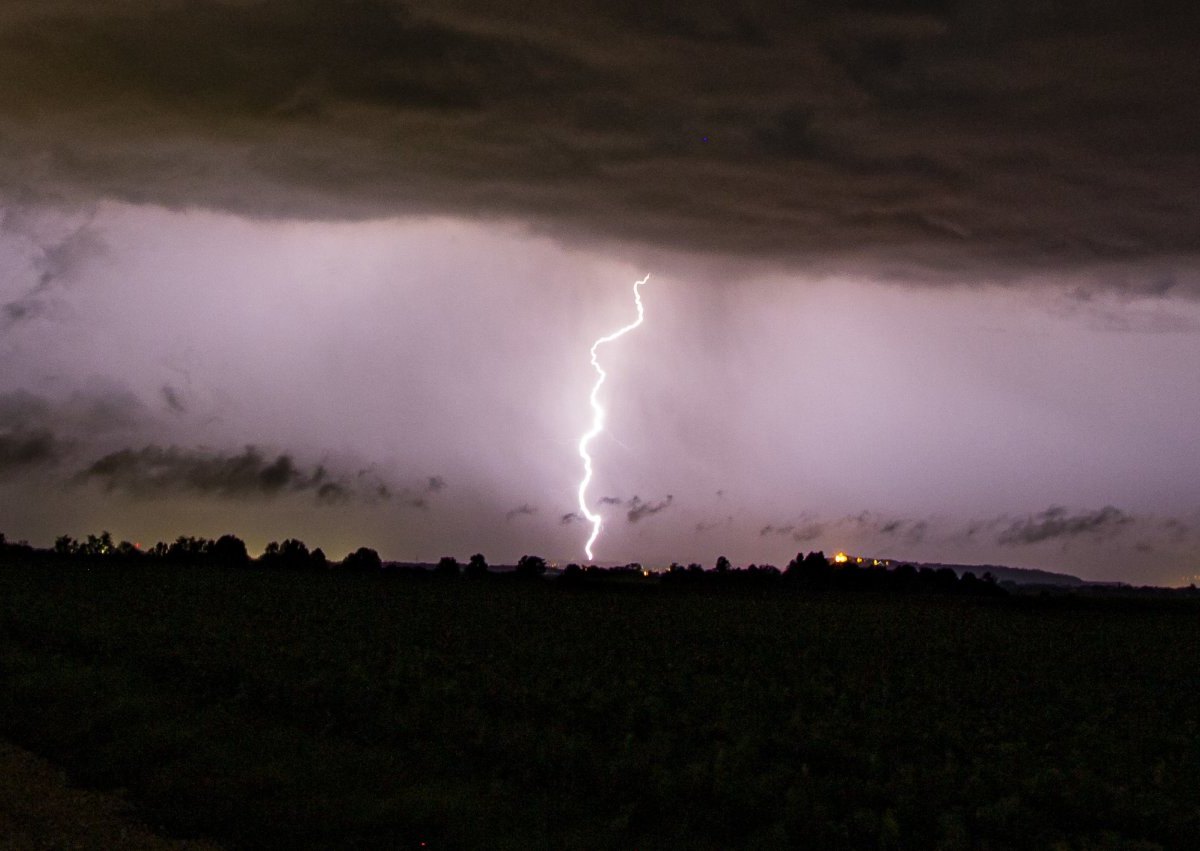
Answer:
[1,563,1197,849]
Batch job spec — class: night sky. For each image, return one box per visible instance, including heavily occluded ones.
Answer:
[2,1,1198,584]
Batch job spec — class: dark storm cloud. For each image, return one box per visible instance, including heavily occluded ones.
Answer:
[505,503,537,521]
[0,386,145,439]
[351,467,437,508]
[396,474,451,507]
[626,494,673,523]
[1161,517,1191,544]
[161,385,186,414]
[30,218,102,286]
[1050,287,1200,334]
[62,386,147,434]
[1,212,103,326]
[1,1,1197,286]
[0,386,144,481]
[996,505,1133,546]
[2,292,48,325]
[76,444,365,502]
[766,511,930,544]
[695,516,733,533]
[316,481,350,504]
[563,495,674,526]
[827,511,930,544]
[757,509,1194,567]
[791,522,827,544]
[0,429,63,474]
[0,390,52,431]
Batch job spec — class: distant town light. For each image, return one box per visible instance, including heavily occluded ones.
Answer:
[833,552,849,564]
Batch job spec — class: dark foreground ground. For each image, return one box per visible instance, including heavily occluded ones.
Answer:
[0,738,220,851]
[0,563,1197,850]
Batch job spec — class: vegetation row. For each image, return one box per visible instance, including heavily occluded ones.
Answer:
[0,531,1007,597]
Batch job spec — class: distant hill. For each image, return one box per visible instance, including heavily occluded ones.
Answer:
[902,561,1089,587]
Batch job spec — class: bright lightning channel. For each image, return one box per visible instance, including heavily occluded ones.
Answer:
[577,274,650,561]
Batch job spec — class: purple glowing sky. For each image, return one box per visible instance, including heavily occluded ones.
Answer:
[1,2,1198,584]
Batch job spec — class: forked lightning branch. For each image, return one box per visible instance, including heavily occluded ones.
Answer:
[576,275,650,561]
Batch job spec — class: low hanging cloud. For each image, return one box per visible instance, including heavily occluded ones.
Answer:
[760,521,823,542]
[75,444,366,503]
[352,466,439,509]
[315,480,350,504]
[0,387,146,477]
[0,428,63,474]
[626,494,674,523]
[1161,517,1192,544]
[161,385,186,414]
[761,511,928,545]
[1,212,104,327]
[565,494,675,524]
[0,390,52,432]
[748,507,1196,576]
[759,523,793,537]
[695,515,733,533]
[0,2,1195,289]
[996,505,1134,546]
[0,386,145,451]
[505,503,538,521]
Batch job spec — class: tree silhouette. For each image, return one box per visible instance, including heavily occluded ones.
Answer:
[21,524,1015,600]
[785,551,831,589]
[279,538,311,570]
[80,531,114,557]
[166,536,212,566]
[208,534,249,567]
[116,540,142,560]
[465,553,489,578]
[516,554,547,578]
[342,547,382,572]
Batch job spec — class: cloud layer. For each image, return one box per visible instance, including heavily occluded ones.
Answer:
[0,428,61,473]
[995,505,1133,546]
[79,445,314,498]
[0,389,408,506]
[1,1,1197,286]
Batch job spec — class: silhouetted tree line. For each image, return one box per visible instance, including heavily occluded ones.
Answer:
[7,532,1198,602]
[0,530,382,574]
[653,551,1006,596]
[0,532,1022,597]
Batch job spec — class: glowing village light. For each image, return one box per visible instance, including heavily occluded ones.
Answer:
[577,275,650,561]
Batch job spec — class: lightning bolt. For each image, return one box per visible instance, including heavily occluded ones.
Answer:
[578,274,650,561]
